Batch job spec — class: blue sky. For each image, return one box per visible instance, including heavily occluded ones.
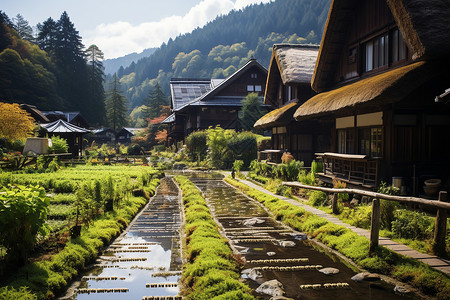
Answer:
[2,0,271,58]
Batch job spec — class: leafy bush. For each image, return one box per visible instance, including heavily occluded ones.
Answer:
[298,169,316,185]
[232,160,244,172]
[0,185,50,264]
[378,182,401,230]
[186,131,208,162]
[249,160,272,177]
[206,126,236,169]
[273,160,304,181]
[227,131,257,169]
[308,190,328,206]
[392,210,434,240]
[127,143,143,155]
[48,136,68,154]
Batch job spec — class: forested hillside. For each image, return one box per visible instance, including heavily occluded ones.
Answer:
[111,0,331,109]
[103,47,157,75]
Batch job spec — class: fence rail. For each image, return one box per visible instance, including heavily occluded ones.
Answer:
[283,182,448,255]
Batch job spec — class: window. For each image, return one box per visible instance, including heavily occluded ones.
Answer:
[247,85,254,92]
[391,29,407,63]
[364,33,388,72]
[255,85,262,92]
[337,129,355,154]
[251,73,258,78]
[359,127,382,157]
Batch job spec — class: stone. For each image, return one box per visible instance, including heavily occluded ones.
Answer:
[289,233,308,240]
[243,217,265,226]
[361,196,371,204]
[279,240,296,247]
[255,280,285,297]
[351,272,381,282]
[350,198,359,207]
[319,267,340,275]
[270,296,294,300]
[267,252,276,256]
[394,285,411,294]
[242,268,263,281]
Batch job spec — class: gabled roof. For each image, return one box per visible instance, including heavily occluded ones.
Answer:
[175,58,268,112]
[92,128,115,134]
[170,78,223,111]
[117,127,144,135]
[313,0,450,92]
[265,44,319,105]
[40,119,90,133]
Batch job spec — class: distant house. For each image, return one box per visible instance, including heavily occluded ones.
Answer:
[162,58,268,145]
[116,127,144,144]
[254,44,328,164]
[293,0,450,193]
[86,128,116,146]
[42,111,89,129]
[40,119,90,157]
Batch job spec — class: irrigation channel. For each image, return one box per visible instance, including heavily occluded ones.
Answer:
[64,177,183,300]
[188,172,418,300]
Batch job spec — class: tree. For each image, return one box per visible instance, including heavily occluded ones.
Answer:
[0,102,34,142]
[239,92,264,131]
[143,82,168,122]
[12,14,33,42]
[105,73,127,131]
[85,44,106,125]
[36,17,58,54]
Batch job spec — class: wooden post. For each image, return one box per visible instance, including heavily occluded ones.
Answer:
[369,198,381,253]
[433,191,448,256]
[332,193,339,214]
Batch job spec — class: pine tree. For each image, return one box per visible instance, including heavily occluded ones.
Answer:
[143,82,168,122]
[37,17,58,54]
[12,14,34,42]
[105,73,128,131]
[86,44,106,125]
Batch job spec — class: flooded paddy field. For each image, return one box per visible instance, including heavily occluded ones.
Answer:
[188,172,417,300]
[64,177,182,300]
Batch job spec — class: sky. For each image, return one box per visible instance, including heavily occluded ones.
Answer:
[2,0,272,59]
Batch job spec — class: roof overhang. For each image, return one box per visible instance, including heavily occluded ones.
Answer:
[254,101,299,129]
[295,61,432,120]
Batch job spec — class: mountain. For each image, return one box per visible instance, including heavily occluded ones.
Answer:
[108,0,331,110]
[103,47,157,75]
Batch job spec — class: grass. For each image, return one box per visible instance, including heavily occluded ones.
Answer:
[225,176,450,300]
[174,175,255,300]
[0,165,161,299]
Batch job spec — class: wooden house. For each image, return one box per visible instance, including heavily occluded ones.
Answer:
[86,128,116,146]
[42,111,90,128]
[254,44,331,164]
[162,58,268,145]
[293,0,450,194]
[116,127,144,144]
[19,104,50,123]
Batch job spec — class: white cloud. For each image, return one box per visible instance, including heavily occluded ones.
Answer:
[84,0,271,59]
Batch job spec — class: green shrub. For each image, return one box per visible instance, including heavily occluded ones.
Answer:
[298,169,316,185]
[228,132,257,169]
[392,210,434,240]
[0,185,50,263]
[232,160,244,172]
[48,136,68,154]
[186,131,208,162]
[272,160,304,181]
[308,190,328,206]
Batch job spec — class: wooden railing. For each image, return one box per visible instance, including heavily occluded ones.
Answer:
[283,181,449,255]
[317,152,379,189]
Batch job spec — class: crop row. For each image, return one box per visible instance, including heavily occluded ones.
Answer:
[225,177,450,299]
[174,175,255,300]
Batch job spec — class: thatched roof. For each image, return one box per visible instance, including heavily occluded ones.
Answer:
[19,104,49,123]
[312,0,450,93]
[254,101,299,129]
[265,44,319,105]
[387,0,450,60]
[295,61,433,120]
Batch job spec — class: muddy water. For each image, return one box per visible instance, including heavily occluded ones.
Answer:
[189,173,417,300]
[66,177,182,300]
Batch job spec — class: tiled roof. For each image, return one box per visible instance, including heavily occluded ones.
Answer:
[41,119,90,133]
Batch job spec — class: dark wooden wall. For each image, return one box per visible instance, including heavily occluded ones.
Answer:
[218,66,266,97]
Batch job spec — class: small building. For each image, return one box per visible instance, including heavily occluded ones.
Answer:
[254,44,330,164]
[40,119,90,157]
[293,0,450,194]
[19,104,50,123]
[86,128,116,146]
[162,58,268,145]
[116,127,144,144]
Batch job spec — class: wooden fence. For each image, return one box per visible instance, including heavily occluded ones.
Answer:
[283,182,449,255]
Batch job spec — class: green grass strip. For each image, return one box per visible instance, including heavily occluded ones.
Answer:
[174,175,255,300]
[0,178,160,300]
[225,177,450,299]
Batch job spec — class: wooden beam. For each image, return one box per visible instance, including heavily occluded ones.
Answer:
[332,193,339,214]
[433,191,448,256]
[283,182,450,210]
[370,198,381,253]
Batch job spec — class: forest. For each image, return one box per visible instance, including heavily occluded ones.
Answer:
[0,0,331,128]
